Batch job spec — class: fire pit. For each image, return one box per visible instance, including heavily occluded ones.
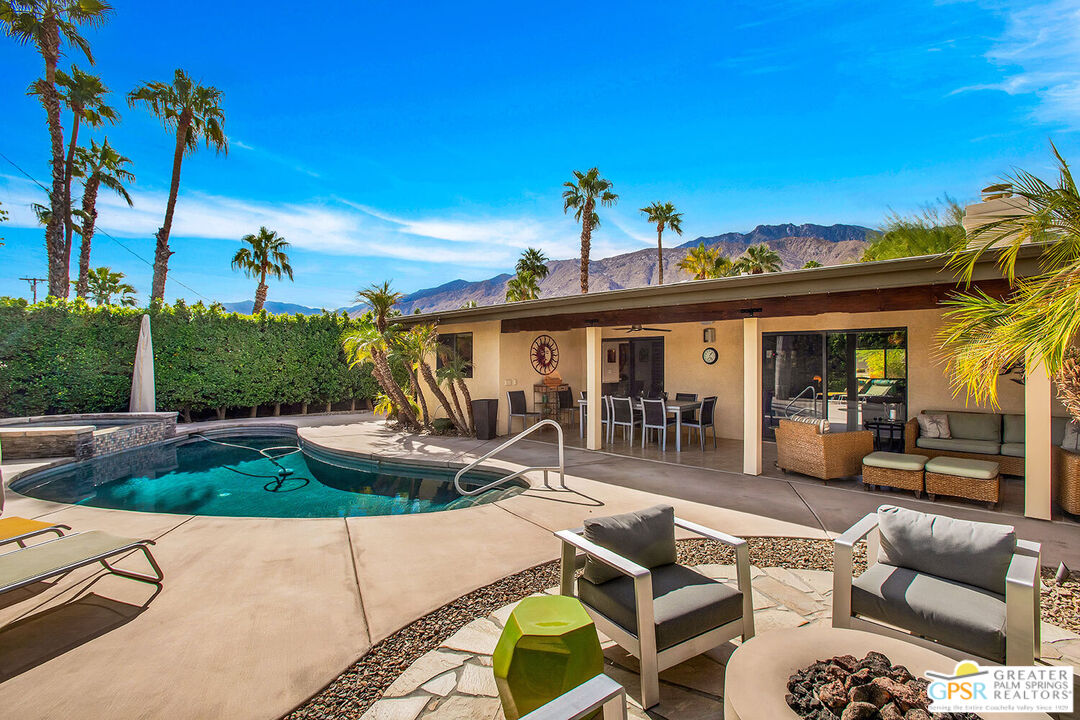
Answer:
[786,650,977,720]
[723,626,1048,720]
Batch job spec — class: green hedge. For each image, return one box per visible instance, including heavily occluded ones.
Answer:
[0,297,388,418]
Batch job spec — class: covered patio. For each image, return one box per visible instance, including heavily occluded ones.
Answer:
[406,246,1071,523]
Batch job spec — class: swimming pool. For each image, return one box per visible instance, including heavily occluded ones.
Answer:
[10,427,525,518]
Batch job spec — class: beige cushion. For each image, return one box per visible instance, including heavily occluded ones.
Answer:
[924,456,1000,479]
[862,451,928,472]
[917,413,951,439]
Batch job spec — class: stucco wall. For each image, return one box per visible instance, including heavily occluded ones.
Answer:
[426,305,1064,439]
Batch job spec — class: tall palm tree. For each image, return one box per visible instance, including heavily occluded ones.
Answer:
[128,69,227,301]
[677,241,733,280]
[516,247,550,280]
[230,227,293,313]
[802,260,823,269]
[86,265,135,306]
[563,168,617,294]
[436,351,474,434]
[735,243,782,274]
[72,137,133,297]
[640,202,683,285]
[343,282,420,429]
[56,65,118,267]
[406,323,468,433]
[1,0,113,298]
[940,143,1080,412]
[505,269,540,302]
[391,326,432,429]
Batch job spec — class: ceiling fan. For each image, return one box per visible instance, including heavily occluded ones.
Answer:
[612,324,671,333]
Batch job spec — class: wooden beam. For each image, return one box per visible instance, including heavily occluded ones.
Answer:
[499,279,1012,333]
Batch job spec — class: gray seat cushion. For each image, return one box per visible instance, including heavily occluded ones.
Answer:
[1000,442,1025,458]
[582,505,677,584]
[862,452,928,471]
[924,456,1000,480]
[852,563,1006,662]
[915,437,1002,455]
[578,563,743,651]
[876,505,1014,593]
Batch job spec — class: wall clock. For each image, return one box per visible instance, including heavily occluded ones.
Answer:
[702,347,718,365]
[530,334,560,375]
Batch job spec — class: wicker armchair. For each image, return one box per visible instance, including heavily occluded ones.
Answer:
[1055,446,1080,516]
[775,419,874,481]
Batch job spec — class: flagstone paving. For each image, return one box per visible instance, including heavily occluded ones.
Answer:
[363,565,1080,720]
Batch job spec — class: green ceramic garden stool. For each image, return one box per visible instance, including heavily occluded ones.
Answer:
[493,595,604,720]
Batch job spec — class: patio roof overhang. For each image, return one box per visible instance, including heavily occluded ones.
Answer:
[399,245,1045,333]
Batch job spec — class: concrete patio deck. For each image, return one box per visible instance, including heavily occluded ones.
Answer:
[1,414,1078,720]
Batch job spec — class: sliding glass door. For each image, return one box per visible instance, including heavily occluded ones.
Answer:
[763,328,907,439]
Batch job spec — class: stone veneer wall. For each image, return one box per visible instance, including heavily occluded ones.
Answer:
[90,417,177,457]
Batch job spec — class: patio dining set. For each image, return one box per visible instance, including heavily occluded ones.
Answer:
[506,389,718,453]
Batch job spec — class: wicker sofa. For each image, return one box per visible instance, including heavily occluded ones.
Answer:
[775,419,874,481]
[1055,447,1080,515]
[904,410,1071,478]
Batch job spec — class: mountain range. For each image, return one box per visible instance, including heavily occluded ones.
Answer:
[220,222,873,317]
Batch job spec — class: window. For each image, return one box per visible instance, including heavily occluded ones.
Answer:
[436,332,473,378]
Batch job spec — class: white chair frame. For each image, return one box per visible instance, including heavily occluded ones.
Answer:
[556,517,755,709]
[832,512,1041,666]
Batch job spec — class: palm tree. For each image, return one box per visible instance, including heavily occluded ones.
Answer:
[128,69,227,301]
[1,0,113,298]
[459,300,478,309]
[940,143,1080,414]
[72,138,133,297]
[640,202,683,285]
[802,260,822,269]
[391,326,432,429]
[505,269,540,302]
[343,282,420,429]
[436,351,474,434]
[563,168,617,294]
[85,265,135,306]
[406,323,469,433]
[516,247,550,280]
[230,227,293,313]
[0,200,8,245]
[735,243,782,274]
[56,65,118,267]
[677,241,733,280]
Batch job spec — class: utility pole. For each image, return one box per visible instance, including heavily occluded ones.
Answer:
[19,277,48,303]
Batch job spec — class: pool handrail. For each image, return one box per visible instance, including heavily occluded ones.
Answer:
[453,419,565,496]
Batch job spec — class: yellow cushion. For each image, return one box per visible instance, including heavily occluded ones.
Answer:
[0,516,62,542]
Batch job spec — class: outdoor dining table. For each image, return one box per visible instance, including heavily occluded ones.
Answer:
[632,398,701,452]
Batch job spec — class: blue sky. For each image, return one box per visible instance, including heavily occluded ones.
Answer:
[2,0,1079,308]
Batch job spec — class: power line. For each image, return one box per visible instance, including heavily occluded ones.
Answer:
[0,149,212,302]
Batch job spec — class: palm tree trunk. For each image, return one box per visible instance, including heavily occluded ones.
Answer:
[656,225,664,285]
[579,198,594,294]
[456,378,474,434]
[76,175,100,298]
[445,379,466,433]
[37,24,68,299]
[418,362,466,432]
[63,110,82,273]
[411,366,431,428]
[252,280,268,313]
[372,349,420,429]
[152,114,191,301]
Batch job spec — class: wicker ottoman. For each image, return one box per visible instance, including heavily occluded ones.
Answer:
[924,456,1001,509]
[861,451,928,498]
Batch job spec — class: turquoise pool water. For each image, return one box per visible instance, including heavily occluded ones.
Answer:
[11,429,523,518]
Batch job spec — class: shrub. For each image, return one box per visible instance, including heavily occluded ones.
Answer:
[0,298,380,418]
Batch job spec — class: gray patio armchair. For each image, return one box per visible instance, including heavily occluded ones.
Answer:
[507,390,541,434]
[833,504,1040,666]
[556,505,755,709]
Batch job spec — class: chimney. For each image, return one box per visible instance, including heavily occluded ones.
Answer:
[962,184,1031,249]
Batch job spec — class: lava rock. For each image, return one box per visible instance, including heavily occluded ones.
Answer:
[832,654,861,673]
[849,680,891,708]
[840,701,878,720]
[844,668,874,691]
[818,680,848,713]
[879,702,904,720]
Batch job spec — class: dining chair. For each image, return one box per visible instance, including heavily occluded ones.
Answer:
[641,398,676,451]
[579,391,610,440]
[507,390,541,434]
[558,387,577,426]
[674,393,699,430]
[683,396,717,450]
[610,397,640,445]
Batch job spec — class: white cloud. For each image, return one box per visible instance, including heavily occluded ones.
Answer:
[0,174,650,272]
[955,0,1080,127]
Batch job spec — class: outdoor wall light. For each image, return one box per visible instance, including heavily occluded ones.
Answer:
[703,327,716,343]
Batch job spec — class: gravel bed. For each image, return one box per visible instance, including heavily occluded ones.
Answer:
[287,538,1072,719]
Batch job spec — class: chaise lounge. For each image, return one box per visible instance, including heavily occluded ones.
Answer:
[0,531,164,596]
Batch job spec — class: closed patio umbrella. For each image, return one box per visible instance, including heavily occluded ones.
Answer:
[129,314,156,412]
